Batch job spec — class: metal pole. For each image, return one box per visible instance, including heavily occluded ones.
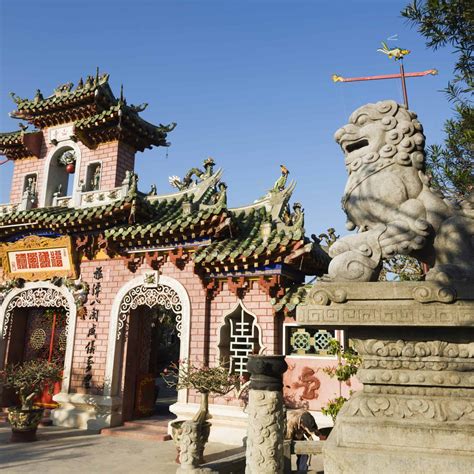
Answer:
[400,61,409,109]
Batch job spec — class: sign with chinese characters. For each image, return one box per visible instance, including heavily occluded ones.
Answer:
[49,125,75,144]
[83,266,102,389]
[0,235,77,281]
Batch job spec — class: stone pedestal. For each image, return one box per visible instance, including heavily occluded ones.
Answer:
[245,355,288,474]
[177,420,211,473]
[297,281,474,473]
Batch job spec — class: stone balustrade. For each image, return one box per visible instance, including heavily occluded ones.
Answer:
[53,195,73,207]
[78,187,125,208]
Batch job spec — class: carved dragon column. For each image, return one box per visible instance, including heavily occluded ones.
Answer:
[245,355,288,474]
[297,281,474,473]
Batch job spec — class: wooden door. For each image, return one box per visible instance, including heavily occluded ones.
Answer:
[122,311,141,421]
[23,308,67,408]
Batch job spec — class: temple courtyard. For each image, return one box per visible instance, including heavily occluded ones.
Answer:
[0,423,242,474]
[0,422,324,473]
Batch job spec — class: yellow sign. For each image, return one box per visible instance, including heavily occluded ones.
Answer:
[0,235,77,281]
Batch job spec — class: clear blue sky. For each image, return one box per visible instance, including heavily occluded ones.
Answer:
[0,0,457,236]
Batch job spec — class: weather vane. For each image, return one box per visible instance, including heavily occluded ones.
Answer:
[332,40,438,109]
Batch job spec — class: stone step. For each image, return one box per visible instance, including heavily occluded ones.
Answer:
[101,424,172,442]
[124,416,172,429]
[123,420,170,431]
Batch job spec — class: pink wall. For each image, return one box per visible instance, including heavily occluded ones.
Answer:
[9,125,136,204]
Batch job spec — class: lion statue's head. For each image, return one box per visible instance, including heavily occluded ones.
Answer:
[334,100,426,175]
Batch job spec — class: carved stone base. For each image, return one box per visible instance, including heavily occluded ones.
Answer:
[296,281,474,473]
[177,421,211,473]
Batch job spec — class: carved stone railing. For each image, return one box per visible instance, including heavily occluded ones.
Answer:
[49,186,126,209]
[78,187,124,208]
[53,195,72,207]
[296,281,474,473]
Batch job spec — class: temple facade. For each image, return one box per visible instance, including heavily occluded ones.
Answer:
[0,73,354,442]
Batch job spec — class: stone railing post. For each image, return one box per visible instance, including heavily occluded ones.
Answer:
[245,355,288,474]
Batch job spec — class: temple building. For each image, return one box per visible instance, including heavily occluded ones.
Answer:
[0,73,353,442]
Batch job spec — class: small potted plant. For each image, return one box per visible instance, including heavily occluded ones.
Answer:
[162,360,240,466]
[1,359,63,442]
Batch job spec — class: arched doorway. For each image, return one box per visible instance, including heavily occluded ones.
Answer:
[0,283,77,406]
[105,275,191,422]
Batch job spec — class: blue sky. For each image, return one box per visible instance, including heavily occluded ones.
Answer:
[0,0,457,237]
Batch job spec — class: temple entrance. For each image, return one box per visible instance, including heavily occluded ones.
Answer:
[0,286,71,408]
[115,282,184,422]
[122,307,180,420]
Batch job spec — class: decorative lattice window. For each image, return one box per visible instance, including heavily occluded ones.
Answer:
[219,302,262,376]
[286,327,336,356]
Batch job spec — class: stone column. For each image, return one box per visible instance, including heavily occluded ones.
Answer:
[245,355,288,474]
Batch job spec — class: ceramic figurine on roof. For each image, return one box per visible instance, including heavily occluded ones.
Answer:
[169,157,216,191]
[328,99,474,282]
[273,164,289,192]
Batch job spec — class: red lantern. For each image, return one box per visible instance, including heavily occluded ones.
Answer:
[66,163,75,174]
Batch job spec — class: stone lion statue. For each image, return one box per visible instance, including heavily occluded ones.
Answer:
[327,99,474,282]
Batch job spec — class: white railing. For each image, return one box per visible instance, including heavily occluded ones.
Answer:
[54,196,73,207]
[79,186,125,208]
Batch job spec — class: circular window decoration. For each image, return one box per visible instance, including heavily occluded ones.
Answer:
[58,330,67,352]
[30,328,46,350]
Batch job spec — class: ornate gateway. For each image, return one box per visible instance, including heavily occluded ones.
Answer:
[117,284,183,340]
[2,287,70,339]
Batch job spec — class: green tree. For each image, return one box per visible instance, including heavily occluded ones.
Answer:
[401,0,473,199]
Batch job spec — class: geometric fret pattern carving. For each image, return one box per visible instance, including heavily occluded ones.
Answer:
[2,287,70,339]
[299,305,474,326]
[116,284,182,340]
[288,327,335,356]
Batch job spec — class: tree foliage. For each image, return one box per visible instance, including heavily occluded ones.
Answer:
[401,0,473,199]
[379,255,424,281]
[321,339,361,421]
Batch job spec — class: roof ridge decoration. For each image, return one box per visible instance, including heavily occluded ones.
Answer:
[10,70,113,124]
[230,165,296,221]
[4,71,176,153]
[168,157,216,191]
[147,159,223,205]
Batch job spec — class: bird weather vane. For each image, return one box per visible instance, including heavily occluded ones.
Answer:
[332,41,438,109]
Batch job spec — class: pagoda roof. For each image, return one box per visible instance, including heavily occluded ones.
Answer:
[0,129,42,160]
[0,193,147,240]
[3,72,175,154]
[271,283,312,313]
[193,207,329,276]
[10,73,115,127]
[0,162,330,277]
